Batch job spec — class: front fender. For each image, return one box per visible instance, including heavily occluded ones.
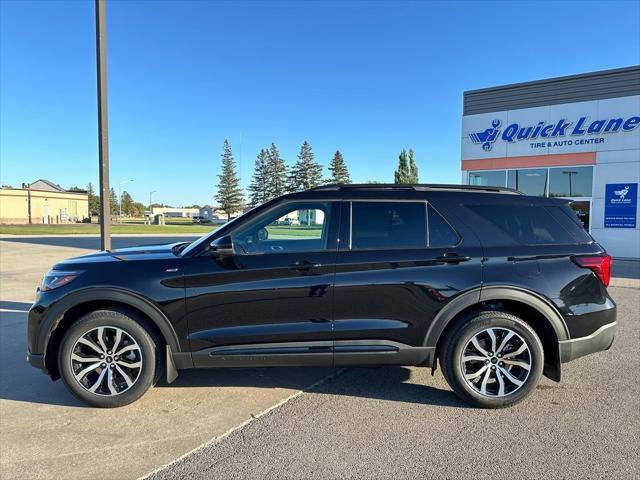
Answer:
[32,287,182,355]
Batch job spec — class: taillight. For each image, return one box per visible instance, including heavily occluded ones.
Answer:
[571,254,611,287]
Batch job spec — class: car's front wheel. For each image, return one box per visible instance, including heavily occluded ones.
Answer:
[440,310,544,408]
[58,309,160,408]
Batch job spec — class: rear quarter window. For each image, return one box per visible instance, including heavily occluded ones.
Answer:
[468,204,591,245]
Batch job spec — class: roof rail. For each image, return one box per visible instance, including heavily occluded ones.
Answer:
[310,183,522,195]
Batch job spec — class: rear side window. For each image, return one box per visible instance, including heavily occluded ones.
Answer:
[468,204,589,245]
[427,205,459,247]
[351,202,426,249]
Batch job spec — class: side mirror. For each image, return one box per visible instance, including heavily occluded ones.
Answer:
[209,235,234,257]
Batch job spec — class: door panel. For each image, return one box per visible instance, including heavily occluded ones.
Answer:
[184,252,336,350]
[184,201,339,361]
[332,200,483,351]
[332,247,482,348]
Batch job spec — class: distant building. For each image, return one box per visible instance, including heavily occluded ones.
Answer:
[198,205,236,221]
[0,179,89,224]
[151,206,200,218]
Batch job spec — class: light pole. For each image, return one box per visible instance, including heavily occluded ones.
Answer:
[95,0,111,250]
[118,179,133,220]
[562,170,577,197]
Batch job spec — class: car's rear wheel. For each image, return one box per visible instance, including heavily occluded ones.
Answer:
[58,309,159,408]
[441,310,544,408]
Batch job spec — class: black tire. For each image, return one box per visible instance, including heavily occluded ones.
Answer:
[440,310,544,408]
[58,309,161,408]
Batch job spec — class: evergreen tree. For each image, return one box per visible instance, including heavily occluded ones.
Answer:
[215,139,245,219]
[248,148,271,207]
[109,187,118,215]
[288,140,323,192]
[121,191,134,216]
[394,149,410,184]
[266,143,288,198]
[408,148,419,183]
[87,182,100,215]
[328,150,350,184]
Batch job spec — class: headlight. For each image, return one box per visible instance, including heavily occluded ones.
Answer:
[41,270,82,291]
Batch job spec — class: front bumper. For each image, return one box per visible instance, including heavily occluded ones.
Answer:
[559,321,616,363]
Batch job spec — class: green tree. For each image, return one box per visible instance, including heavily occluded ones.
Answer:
[121,191,134,216]
[248,148,271,207]
[408,148,419,183]
[328,150,350,184]
[87,182,100,215]
[109,187,118,215]
[288,140,323,192]
[266,143,288,198]
[132,202,146,217]
[215,139,245,219]
[394,149,409,184]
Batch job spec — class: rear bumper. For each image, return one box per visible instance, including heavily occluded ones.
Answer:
[559,321,616,363]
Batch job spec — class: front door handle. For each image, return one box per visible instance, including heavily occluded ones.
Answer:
[435,253,470,263]
[289,260,322,271]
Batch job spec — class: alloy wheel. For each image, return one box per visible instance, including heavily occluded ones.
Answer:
[70,326,143,396]
[460,327,532,397]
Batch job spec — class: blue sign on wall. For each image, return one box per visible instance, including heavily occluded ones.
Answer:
[604,183,638,229]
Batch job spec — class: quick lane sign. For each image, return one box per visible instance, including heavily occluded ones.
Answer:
[469,116,640,152]
[604,183,638,229]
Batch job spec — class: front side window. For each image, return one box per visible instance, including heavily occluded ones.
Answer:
[351,202,426,249]
[232,202,331,253]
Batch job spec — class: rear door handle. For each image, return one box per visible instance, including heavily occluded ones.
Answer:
[435,253,470,263]
[289,260,322,271]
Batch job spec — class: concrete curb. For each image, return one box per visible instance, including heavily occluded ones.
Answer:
[610,277,640,288]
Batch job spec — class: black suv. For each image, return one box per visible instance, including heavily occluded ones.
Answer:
[27,184,616,408]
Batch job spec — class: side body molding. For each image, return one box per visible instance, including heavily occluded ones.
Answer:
[37,287,183,355]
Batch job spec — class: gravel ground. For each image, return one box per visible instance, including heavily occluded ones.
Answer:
[148,286,639,480]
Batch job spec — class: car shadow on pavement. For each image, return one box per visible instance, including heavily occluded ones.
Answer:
[0,301,86,407]
[1,301,463,409]
[159,365,468,409]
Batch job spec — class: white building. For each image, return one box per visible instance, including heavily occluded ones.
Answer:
[461,66,640,259]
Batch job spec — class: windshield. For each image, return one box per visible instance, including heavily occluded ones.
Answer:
[180,215,246,256]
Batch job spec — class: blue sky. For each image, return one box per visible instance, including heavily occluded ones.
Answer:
[1,0,639,206]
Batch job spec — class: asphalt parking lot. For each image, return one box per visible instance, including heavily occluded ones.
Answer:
[0,238,332,480]
[0,236,638,480]
[152,286,640,480]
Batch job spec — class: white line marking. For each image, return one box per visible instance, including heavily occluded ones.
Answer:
[138,369,345,480]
